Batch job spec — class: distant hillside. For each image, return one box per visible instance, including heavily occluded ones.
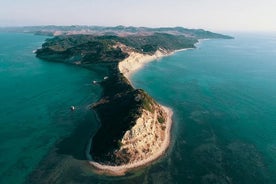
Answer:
[0,25,233,39]
[36,33,199,64]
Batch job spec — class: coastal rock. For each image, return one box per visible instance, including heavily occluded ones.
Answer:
[115,106,167,165]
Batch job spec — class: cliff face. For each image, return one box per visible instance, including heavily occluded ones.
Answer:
[90,87,157,164]
[88,59,169,165]
[115,105,168,164]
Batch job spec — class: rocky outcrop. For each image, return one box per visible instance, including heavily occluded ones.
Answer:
[115,106,168,164]
[89,44,173,171]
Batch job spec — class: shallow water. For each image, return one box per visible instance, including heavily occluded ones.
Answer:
[0,32,275,183]
[131,33,276,183]
[0,33,102,183]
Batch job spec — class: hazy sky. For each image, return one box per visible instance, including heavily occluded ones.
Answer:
[1,0,276,31]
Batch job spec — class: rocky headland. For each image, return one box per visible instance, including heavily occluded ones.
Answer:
[35,26,232,175]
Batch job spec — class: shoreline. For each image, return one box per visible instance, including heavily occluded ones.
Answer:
[88,48,184,175]
[88,105,173,176]
[119,48,191,82]
[195,38,210,47]
[87,47,195,175]
[30,31,233,181]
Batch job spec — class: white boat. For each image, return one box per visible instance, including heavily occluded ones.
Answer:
[70,106,75,111]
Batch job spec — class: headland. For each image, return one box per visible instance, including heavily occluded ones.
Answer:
[35,26,233,175]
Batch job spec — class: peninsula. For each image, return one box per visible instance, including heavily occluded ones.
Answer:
[35,26,232,175]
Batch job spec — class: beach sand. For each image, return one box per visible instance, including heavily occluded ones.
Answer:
[119,48,189,81]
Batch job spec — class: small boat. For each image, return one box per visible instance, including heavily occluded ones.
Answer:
[92,81,97,84]
[104,76,109,80]
[70,106,75,111]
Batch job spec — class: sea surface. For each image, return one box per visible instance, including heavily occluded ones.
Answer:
[0,32,275,183]
[0,33,102,183]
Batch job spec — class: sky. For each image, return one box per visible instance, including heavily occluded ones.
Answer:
[0,0,276,31]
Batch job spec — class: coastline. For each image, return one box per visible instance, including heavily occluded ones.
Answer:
[119,48,190,82]
[88,48,183,175]
[89,105,173,176]
[30,30,235,182]
[195,38,210,47]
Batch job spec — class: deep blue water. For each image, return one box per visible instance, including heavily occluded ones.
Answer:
[0,32,275,184]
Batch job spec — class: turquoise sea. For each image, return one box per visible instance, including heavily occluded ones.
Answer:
[0,32,275,183]
[0,33,102,183]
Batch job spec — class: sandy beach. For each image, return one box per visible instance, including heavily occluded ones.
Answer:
[119,48,190,81]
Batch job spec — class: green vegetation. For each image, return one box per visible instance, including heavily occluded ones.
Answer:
[35,30,233,164]
[36,33,198,59]
[1,25,233,40]
[158,116,165,124]
[116,33,198,54]
[140,91,155,113]
[36,35,128,63]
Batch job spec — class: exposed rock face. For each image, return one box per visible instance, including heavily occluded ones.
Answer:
[115,106,168,164]
[90,80,167,165]
[91,43,169,166]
